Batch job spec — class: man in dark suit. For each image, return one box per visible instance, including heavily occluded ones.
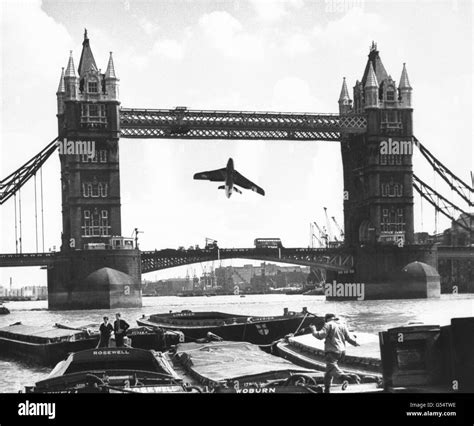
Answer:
[113,313,130,347]
[98,316,114,348]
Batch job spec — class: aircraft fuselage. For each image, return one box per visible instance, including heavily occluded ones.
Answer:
[225,158,234,198]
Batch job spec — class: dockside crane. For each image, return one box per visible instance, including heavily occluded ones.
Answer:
[323,207,335,242]
[309,223,324,248]
[312,221,328,247]
[332,216,344,241]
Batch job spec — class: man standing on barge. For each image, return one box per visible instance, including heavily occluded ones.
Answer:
[114,313,130,347]
[98,316,113,348]
[310,313,360,393]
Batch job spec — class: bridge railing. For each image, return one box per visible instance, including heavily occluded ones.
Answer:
[120,108,366,141]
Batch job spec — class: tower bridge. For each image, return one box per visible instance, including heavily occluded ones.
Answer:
[1,34,472,309]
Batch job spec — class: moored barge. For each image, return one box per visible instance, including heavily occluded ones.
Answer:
[0,323,99,366]
[25,347,196,393]
[137,308,323,345]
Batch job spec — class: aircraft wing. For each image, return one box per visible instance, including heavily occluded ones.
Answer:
[193,168,226,182]
[233,171,265,196]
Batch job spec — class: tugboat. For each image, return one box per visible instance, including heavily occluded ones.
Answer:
[137,308,323,345]
[0,304,10,315]
[25,347,199,393]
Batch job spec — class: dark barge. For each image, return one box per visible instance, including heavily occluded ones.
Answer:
[0,323,99,366]
[137,308,322,345]
[25,347,195,393]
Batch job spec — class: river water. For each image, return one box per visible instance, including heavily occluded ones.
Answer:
[1,294,473,392]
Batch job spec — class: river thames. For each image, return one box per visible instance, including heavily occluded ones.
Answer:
[0,293,473,392]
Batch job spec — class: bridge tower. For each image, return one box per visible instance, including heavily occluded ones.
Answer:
[337,42,439,298]
[340,42,414,247]
[49,31,142,309]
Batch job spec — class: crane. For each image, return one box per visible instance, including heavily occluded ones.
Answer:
[310,223,324,248]
[313,221,328,247]
[323,207,335,242]
[332,216,344,241]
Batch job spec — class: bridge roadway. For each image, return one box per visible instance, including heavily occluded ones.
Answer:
[140,247,354,273]
[119,108,367,141]
[0,246,470,272]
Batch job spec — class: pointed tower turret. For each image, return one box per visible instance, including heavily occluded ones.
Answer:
[56,67,65,114]
[78,29,98,76]
[338,77,352,114]
[64,51,78,100]
[398,63,412,107]
[364,62,379,108]
[105,52,119,100]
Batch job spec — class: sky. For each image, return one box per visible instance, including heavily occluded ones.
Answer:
[0,0,472,286]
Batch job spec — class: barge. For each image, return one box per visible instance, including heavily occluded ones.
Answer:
[137,308,323,345]
[274,335,382,383]
[25,347,196,393]
[0,323,99,366]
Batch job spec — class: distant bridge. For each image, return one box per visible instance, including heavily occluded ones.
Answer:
[140,247,355,274]
[1,245,471,274]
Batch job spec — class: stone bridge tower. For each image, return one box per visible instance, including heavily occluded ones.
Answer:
[337,43,439,299]
[339,42,414,247]
[50,31,142,310]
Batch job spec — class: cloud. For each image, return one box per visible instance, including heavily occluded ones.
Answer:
[198,11,264,60]
[134,15,159,36]
[271,77,327,112]
[153,39,185,61]
[248,0,304,22]
[282,33,313,56]
[312,7,387,46]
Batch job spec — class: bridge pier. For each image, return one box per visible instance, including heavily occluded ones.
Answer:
[48,250,142,310]
[329,244,441,300]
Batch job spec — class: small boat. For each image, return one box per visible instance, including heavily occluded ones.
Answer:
[0,304,10,315]
[172,340,324,393]
[274,335,382,384]
[25,347,197,393]
[137,308,323,345]
[0,323,99,366]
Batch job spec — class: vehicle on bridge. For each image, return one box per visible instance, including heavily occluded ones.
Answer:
[194,158,265,198]
[254,238,283,249]
[205,238,218,250]
[84,237,134,250]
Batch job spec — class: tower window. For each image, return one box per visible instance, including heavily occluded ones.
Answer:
[81,103,107,128]
[99,150,108,162]
[380,154,403,166]
[386,89,395,101]
[381,181,403,197]
[381,110,402,130]
[81,151,98,162]
[81,208,111,237]
[381,207,405,234]
[82,181,108,198]
[88,81,98,93]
